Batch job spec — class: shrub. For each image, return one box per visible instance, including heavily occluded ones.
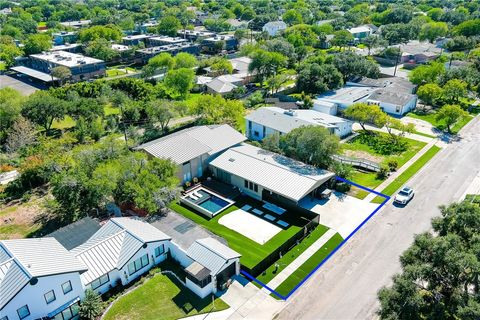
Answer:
[356,132,407,155]
[334,182,351,193]
[387,159,398,172]
[377,165,390,180]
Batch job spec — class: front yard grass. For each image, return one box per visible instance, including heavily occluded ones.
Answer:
[342,132,426,199]
[371,145,442,203]
[272,232,344,298]
[103,273,228,320]
[255,225,330,286]
[169,196,312,271]
[408,112,474,135]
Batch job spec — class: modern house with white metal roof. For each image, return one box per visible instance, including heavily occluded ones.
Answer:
[0,238,87,320]
[245,106,352,140]
[209,144,335,205]
[184,238,240,298]
[71,217,171,294]
[136,125,246,184]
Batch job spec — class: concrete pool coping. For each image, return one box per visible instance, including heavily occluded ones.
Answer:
[180,185,235,218]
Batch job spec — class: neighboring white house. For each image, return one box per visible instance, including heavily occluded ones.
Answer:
[209,144,335,205]
[71,217,172,295]
[314,81,418,116]
[262,21,287,36]
[184,238,240,298]
[245,107,353,140]
[136,125,246,184]
[0,238,87,320]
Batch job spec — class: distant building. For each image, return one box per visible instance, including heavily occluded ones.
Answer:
[202,35,238,53]
[49,43,82,53]
[148,36,188,47]
[0,7,12,15]
[135,124,246,184]
[52,31,78,45]
[347,25,377,40]
[205,74,244,95]
[245,106,353,140]
[122,34,156,46]
[59,20,91,28]
[398,40,442,64]
[136,43,200,63]
[315,79,418,116]
[12,51,105,83]
[177,29,216,41]
[262,21,287,37]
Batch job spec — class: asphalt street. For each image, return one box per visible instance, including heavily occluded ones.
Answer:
[276,116,480,320]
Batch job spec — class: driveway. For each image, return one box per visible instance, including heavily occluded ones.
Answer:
[150,209,226,250]
[0,74,44,95]
[299,192,378,238]
[401,116,437,136]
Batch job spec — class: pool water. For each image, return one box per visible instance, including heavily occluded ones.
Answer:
[198,196,230,213]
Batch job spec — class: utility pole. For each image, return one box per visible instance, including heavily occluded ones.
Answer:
[393,47,401,77]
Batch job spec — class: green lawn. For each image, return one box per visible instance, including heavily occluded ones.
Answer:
[372,145,442,203]
[106,67,138,78]
[407,112,474,135]
[170,196,312,270]
[342,132,426,199]
[103,273,228,320]
[273,232,344,298]
[255,225,331,285]
[52,116,76,129]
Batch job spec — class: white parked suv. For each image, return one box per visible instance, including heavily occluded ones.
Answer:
[394,187,414,205]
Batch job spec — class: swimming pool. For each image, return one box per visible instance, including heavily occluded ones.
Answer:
[180,187,234,218]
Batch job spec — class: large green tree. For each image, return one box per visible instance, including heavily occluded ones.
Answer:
[190,94,244,129]
[248,49,287,84]
[21,91,67,133]
[333,52,380,82]
[296,63,343,94]
[344,103,387,131]
[161,68,195,100]
[378,201,480,320]
[435,104,468,133]
[279,126,340,169]
[24,33,52,55]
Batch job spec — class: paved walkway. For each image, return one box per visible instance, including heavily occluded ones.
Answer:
[461,170,480,200]
[263,229,337,291]
[364,138,439,202]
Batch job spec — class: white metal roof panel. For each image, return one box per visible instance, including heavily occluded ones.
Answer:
[209,144,334,202]
[136,125,246,164]
[111,217,171,243]
[0,246,30,310]
[11,66,58,82]
[187,238,240,275]
[1,238,87,277]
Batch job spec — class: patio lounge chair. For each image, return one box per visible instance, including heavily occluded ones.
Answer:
[189,194,199,201]
[252,208,263,216]
[241,204,252,211]
[193,190,203,198]
[264,214,276,221]
[277,220,289,228]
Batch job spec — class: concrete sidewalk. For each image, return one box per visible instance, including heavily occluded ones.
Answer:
[263,229,338,292]
[364,139,439,202]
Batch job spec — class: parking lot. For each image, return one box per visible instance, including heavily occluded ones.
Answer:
[0,74,45,95]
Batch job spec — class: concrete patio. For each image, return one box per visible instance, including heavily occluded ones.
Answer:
[299,192,378,238]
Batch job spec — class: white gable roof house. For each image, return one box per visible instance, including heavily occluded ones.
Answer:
[0,238,87,320]
[136,125,246,183]
[263,20,287,36]
[209,144,335,204]
[245,106,353,140]
[71,217,171,294]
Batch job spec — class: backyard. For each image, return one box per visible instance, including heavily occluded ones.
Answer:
[341,132,426,199]
[103,271,228,320]
[170,195,317,272]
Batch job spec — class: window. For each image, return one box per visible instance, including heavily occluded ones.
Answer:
[155,245,165,257]
[254,184,258,192]
[249,181,253,190]
[44,290,56,304]
[244,179,248,188]
[254,130,259,137]
[17,305,30,320]
[127,254,149,276]
[91,274,109,290]
[53,302,79,320]
[62,280,73,294]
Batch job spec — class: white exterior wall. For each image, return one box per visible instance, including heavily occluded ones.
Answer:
[186,279,213,299]
[262,24,286,36]
[168,242,193,268]
[0,272,84,320]
[333,121,353,137]
[88,240,170,295]
[313,103,338,115]
[379,96,417,115]
[229,174,263,200]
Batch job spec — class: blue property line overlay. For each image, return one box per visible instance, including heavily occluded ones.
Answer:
[241,176,390,300]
